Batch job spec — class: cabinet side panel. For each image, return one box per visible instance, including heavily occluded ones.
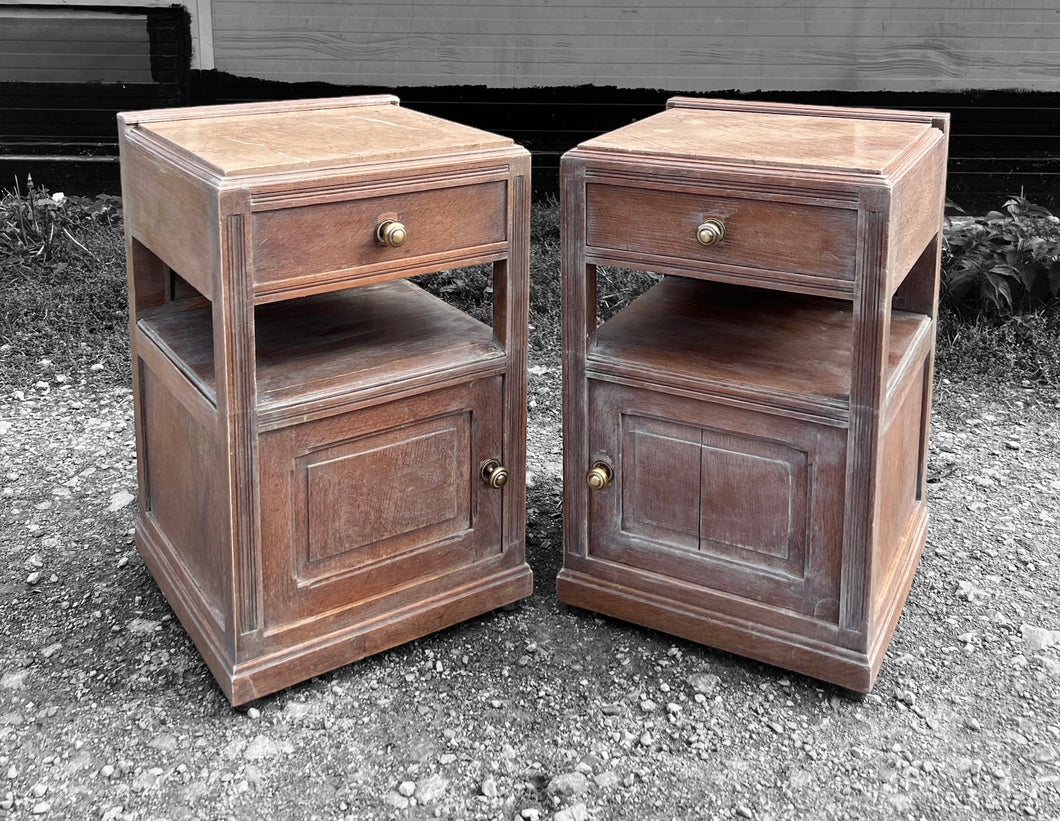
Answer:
[139,361,229,627]
[118,136,219,301]
[889,134,947,294]
[874,358,929,610]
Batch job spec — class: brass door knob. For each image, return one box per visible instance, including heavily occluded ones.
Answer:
[586,461,613,490]
[376,219,407,248]
[696,218,725,247]
[480,459,509,489]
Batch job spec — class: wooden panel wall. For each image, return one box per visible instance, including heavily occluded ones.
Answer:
[210,0,1060,93]
[0,5,191,194]
[0,8,153,83]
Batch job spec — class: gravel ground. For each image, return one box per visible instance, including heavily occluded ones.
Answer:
[0,354,1059,820]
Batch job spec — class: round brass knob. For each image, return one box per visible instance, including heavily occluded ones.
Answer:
[696,218,725,247]
[586,461,613,490]
[376,219,407,248]
[480,459,509,489]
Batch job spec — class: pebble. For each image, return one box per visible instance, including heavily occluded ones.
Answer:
[100,765,115,778]
[639,731,653,747]
[520,810,541,821]
[127,618,160,635]
[736,806,753,818]
[640,699,657,712]
[416,774,448,804]
[246,707,260,720]
[593,770,620,789]
[26,572,41,585]
[479,776,499,798]
[383,791,409,810]
[106,490,135,512]
[1021,624,1060,654]
[965,717,983,732]
[554,804,588,821]
[688,672,721,694]
[243,735,280,761]
[398,781,416,797]
[600,703,622,716]
[31,802,51,815]
[547,772,588,797]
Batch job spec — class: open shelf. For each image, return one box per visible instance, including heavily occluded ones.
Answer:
[138,279,505,420]
[588,276,930,419]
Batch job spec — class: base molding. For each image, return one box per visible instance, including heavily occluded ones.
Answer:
[138,518,532,705]
[228,566,533,705]
[557,568,877,692]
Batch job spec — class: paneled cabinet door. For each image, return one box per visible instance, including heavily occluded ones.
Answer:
[259,377,505,636]
[586,381,847,624]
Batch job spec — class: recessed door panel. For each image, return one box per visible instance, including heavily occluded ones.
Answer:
[621,416,701,551]
[699,430,807,577]
[301,417,469,568]
[587,380,843,621]
[260,378,503,634]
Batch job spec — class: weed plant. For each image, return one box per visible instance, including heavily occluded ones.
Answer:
[943,196,1060,318]
[0,178,127,382]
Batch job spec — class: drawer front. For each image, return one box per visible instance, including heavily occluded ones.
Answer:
[585,182,857,286]
[586,380,846,622]
[252,180,507,291]
[259,378,505,634]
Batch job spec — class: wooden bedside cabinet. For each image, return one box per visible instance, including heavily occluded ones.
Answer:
[558,97,948,691]
[118,95,532,704]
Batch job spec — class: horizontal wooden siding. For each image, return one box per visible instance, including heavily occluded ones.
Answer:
[210,0,1060,93]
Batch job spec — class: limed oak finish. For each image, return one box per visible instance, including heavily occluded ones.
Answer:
[558,97,948,691]
[118,95,532,705]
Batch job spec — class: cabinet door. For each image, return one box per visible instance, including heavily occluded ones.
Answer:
[587,381,845,622]
[259,378,504,635]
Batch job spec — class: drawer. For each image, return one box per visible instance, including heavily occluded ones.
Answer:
[251,179,508,292]
[585,182,857,288]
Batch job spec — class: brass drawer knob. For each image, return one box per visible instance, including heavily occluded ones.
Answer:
[376,219,407,248]
[480,458,509,489]
[586,461,613,490]
[696,218,725,247]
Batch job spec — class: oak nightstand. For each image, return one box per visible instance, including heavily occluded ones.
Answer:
[558,97,948,691]
[119,95,532,704]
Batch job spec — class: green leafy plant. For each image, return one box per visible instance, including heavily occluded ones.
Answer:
[942,196,1060,318]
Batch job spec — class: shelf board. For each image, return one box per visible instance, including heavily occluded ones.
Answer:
[588,276,929,419]
[139,280,505,420]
